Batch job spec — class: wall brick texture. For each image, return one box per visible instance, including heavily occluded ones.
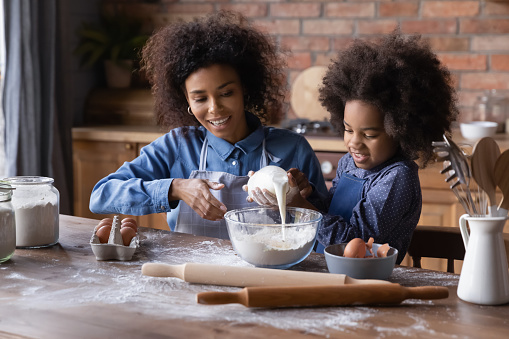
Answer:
[105,0,509,122]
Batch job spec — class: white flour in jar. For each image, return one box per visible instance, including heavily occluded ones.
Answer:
[0,204,16,261]
[13,199,58,247]
[231,226,316,266]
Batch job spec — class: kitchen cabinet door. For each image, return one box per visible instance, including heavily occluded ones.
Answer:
[72,140,170,231]
[419,189,464,227]
[136,143,170,230]
[73,140,137,220]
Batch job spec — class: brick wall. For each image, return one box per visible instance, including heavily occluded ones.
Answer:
[102,0,509,123]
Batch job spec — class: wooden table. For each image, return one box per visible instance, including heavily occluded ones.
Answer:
[1,215,508,338]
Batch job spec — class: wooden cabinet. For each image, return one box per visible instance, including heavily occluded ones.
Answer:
[418,162,465,227]
[72,136,169,230]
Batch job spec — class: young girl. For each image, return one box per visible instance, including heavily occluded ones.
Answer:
[253,32,459,263]
[89,11,327,238]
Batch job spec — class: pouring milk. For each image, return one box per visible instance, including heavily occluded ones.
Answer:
[247,166,289,240]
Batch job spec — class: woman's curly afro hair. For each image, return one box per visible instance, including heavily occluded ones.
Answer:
[319,31,459,168]
[141,11,287,129]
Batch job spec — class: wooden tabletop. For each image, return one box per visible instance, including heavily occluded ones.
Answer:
[1,215,508,338]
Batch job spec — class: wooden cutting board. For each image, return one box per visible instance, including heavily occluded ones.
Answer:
[290,66,330,121]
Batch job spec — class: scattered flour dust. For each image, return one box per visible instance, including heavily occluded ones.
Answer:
[0,228,455,337]
[230,226,316,267]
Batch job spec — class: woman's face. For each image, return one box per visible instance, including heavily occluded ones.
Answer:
[343,100,399,170]
[184,64,248,144]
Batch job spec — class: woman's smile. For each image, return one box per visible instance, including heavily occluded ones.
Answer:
[208,116,231,127]
[185,64,248,144]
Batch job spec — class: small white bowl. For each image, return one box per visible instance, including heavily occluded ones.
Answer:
[460,121,498,140]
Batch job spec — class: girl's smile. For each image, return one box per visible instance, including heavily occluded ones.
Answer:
[343,100,399,170]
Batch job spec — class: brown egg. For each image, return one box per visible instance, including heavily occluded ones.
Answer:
[98,218,113,228]
[377,243,391,258]
[121,221,138,232]
[343,238,367,258]
[366,237,375,256]
[120,226,136,246]
[96,225,112,243]
[122,217,137,225]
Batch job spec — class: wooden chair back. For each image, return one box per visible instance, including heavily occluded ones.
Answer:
[407,225,509,273]
[407,226,466,273]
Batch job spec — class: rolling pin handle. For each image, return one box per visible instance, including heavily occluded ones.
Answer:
[141,263,186,279]
[197,291,247,306]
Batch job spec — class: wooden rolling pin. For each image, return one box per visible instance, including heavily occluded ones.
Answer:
[197,284,449,308]
[141,262,391,287]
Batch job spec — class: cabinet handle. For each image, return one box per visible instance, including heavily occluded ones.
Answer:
[321,160,333,174]
[125,143,133,150]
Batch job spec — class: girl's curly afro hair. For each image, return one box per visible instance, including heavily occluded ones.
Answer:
[141,11,287,129]
[319,31,459,168]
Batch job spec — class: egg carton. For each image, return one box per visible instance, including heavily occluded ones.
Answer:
[90,215,139,261]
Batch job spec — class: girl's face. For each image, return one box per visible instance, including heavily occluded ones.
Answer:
[184,64,248,144]
[343,100,399,170]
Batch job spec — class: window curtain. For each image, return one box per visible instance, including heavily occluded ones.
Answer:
[2,0,73,214]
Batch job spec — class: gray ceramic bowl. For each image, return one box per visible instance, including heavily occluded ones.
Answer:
[324,243,398,280]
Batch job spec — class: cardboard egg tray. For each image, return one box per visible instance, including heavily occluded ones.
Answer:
[90,215,139,261]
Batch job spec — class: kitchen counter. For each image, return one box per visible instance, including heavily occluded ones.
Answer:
[72,125,347,152]
[1,215,508,338]
[72,125,509,152]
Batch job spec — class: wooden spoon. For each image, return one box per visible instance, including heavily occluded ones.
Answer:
[494,149,509,216]
[471,137,500,216]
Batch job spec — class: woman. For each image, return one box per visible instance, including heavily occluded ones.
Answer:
[89,11,327,238]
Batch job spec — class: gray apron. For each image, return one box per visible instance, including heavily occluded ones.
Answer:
[315,172,367,253]
[175,138,270,239]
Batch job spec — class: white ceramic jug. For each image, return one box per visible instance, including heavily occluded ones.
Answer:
[458,214,509,305]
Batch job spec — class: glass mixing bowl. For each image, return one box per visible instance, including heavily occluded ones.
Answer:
[224,206,322,269]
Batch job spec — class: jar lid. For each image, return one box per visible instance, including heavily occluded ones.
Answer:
[0,183,15,201]
[2,176,54,185]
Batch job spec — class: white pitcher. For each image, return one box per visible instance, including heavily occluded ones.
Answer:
[458,214,509,305]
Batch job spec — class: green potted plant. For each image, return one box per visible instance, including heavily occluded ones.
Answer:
[74,13,149,88]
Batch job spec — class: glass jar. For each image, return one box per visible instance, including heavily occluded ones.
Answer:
[473,89,508,133]
[3,176,59,248]
[473,91,491,121]
[0,183,16,263]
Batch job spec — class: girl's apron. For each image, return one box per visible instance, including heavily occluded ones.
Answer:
[315,172,367,253]
[175,138,270,239]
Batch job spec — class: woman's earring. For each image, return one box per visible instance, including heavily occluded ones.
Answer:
[187,107,193,116]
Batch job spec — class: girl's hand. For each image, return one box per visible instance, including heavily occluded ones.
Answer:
[288,168,313,199]
[286,172,319,211]
[169,178,227,221]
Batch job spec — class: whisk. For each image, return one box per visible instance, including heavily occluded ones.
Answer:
[432,135,480,217]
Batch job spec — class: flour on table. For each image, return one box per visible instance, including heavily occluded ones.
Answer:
[1,228,455,337]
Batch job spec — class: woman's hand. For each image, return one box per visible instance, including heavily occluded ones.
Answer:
[169,178,227,221]
[241,168,316,210]
[242,171,276,206]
